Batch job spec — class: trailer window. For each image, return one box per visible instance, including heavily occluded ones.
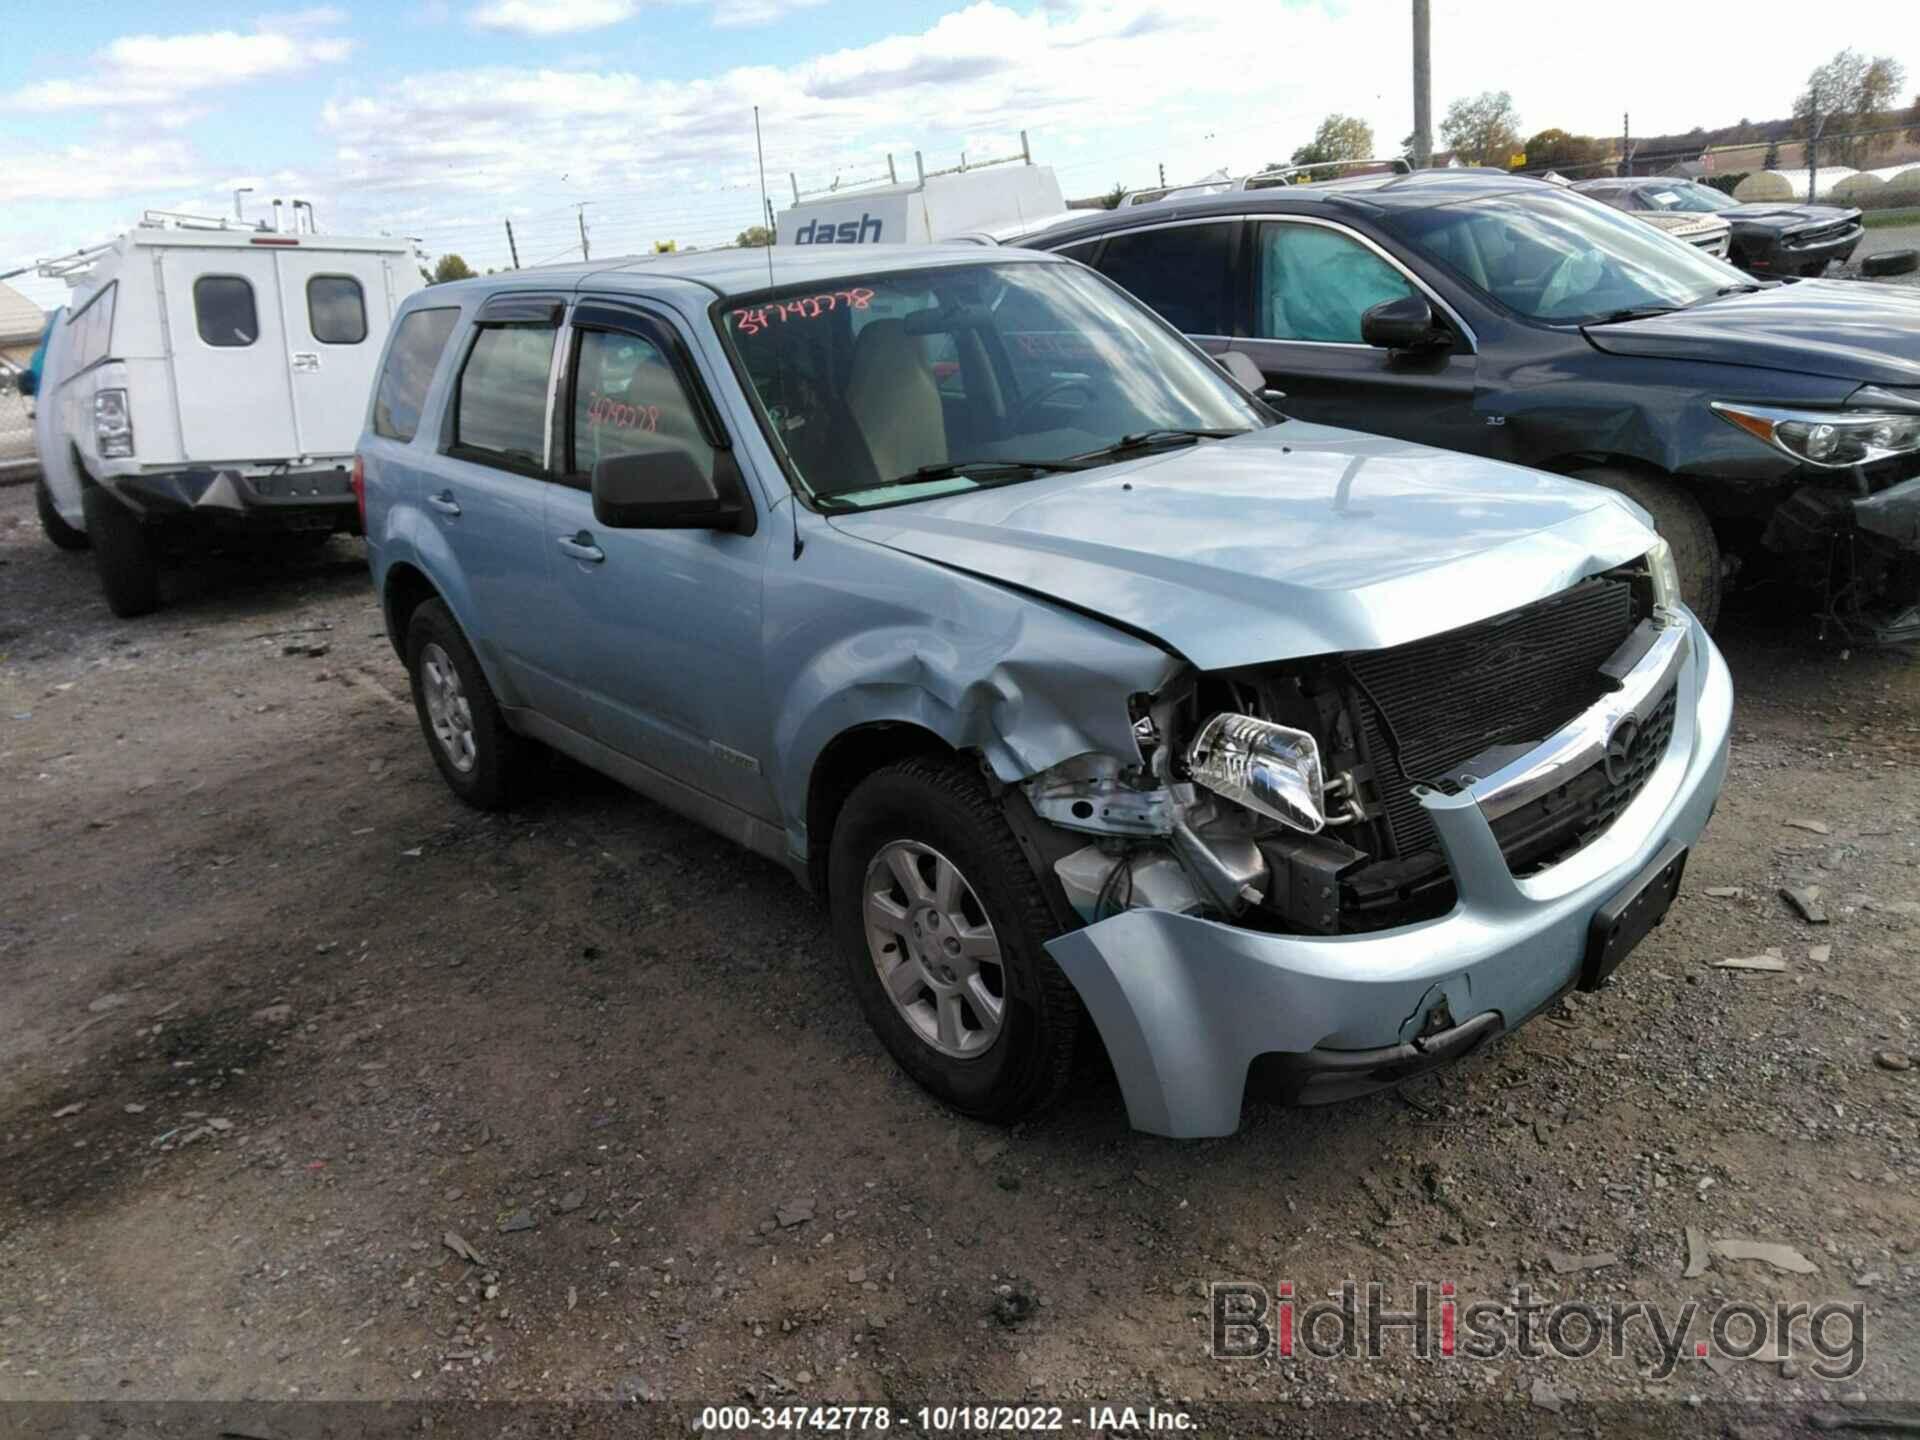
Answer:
[307,275,368,345]
[373,307,459,441]
[453,322,557,469]
[193,276,259,347]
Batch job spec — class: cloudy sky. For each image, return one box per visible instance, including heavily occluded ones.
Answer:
[4,0,1917,308]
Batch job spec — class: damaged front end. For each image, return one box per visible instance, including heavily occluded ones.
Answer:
[1718,393,1920,646]
[1024,547,1682,939]
[1013,542,1730,1137]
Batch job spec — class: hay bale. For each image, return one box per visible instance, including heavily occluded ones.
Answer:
[1830,171,1886,201]
[1734,170,1796,202]
[1885,167,1920,201]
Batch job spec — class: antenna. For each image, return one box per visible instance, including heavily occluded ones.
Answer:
[753,105,775,282]
[753,105,801,559]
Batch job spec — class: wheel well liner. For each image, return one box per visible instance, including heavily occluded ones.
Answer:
[805,722,958,894]
[383,563,442,658]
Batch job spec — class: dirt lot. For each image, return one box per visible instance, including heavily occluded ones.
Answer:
[1,479,1917,1431]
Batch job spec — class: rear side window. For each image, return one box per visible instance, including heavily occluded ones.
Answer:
[454,322,557,467]
[307,275,368,344]
[373,307,459,441]
[1092,222,1238,336]
[193,276,258,347]
[65,282,117,370]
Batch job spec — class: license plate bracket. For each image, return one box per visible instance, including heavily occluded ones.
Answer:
[1581,841,1688,991]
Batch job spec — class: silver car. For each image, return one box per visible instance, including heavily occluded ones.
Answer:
[359,243,1732,1137]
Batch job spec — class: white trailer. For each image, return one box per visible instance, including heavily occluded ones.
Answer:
[37,210,422,615]
[776,142,1068,248]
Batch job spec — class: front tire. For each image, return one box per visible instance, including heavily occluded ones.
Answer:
[1574,466,1722,630]
[404,599,525,810]
[36,480,89,552]
[829,756,1079,1124]
[81,484,160,618]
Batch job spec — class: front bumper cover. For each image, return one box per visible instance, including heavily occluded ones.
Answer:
[1046,613,1732,1138]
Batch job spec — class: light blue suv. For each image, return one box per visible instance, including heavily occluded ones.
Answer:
[356,244,1731,1137]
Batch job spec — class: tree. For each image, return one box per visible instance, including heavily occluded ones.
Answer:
[1521,127,1609,175]
[1290,113,1376,179]
[1794,49,1908,165]
[652,240,677,253]
[429,253,476,285]
[734,225,773,247]
[1907,93,1920,144]
[1440,90,1522,168]
[1097,182,1127,210]
[1763,137,1781,171]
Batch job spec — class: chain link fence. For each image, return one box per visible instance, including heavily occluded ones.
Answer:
[0,380,39,482]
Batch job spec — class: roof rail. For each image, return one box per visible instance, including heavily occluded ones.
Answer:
[791,132,1034,203]
[1120,156,1414,207]
[138,208,257,232]
[35,242,115,281]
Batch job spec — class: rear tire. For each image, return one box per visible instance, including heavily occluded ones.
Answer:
[1573,466,1722,630]
[404,598,525,810]
[829,756,1079,1125]
[81,485,160,618]
[36,480,89,551]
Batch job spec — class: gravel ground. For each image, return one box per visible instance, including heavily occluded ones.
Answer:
[0,480,1916,1433]
[1842,223,1920,288]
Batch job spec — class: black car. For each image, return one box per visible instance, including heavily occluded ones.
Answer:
[1573,176,1862,277]
[1005,171,1920,641]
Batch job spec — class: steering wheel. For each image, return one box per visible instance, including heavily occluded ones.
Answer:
[1009,376,1096,429]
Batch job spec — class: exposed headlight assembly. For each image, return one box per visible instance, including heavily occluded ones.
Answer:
[94,388,134,459]
[1712,400,1920,469]
[1185,713,1326,834]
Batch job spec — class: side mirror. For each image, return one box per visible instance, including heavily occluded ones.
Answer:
[591,447,753,534]
[15,369,37,398]
[1361,295,1450,353]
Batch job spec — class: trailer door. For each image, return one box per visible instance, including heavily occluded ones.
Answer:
[274,248,394,456]
[159,247,301,462]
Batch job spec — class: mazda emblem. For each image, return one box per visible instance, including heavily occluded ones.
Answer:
[1603,717,1640,787]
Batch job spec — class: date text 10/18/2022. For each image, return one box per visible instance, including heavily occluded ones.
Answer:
[696,1405,1196,1432]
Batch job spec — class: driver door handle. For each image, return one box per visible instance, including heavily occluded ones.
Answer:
[428,489,461,516]
[557,531,605,564]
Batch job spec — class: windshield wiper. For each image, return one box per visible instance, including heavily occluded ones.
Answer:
[1068,427,1246,465]
[817,457,1083,506]
[1590,304,1681,325]
[892,456,1086,485]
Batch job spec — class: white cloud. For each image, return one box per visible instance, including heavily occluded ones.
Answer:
[0,140,206,205]
[710,0,826,28]
[4,14,353,111]
[468,0,638,34]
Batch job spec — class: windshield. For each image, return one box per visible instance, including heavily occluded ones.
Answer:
[722,260,1266,510]
[1381,190,1738,325]
[1639,182,1738,214]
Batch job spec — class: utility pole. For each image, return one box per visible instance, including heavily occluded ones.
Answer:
[504,218,520,269]
[1621,112,1632,175]
[577,203,591,262]
[1158,162,1166,186]
[1806,85,1824,203]
[1410,0,1431,169]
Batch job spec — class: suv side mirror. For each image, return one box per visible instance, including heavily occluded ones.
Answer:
[592,448,753,534]
[1361,295,1450,353]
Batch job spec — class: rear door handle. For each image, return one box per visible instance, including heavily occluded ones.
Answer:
[428,490,461,516]
[557,532,605,564]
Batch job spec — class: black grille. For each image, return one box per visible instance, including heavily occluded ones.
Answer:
[1347,579,1636,857]
[1487,682,1679,874]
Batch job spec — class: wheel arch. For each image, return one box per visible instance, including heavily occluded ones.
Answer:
[381,561,442,660]
[804,721,963,895]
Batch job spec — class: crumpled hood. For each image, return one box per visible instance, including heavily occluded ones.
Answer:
[827,424,1655,671]
[1583,280,1920,386]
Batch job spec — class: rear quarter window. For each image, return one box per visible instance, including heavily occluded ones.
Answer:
[1092,222,1238,336]
[373,307,460,442]
[193,276,259,347]
[308,275,368,344]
